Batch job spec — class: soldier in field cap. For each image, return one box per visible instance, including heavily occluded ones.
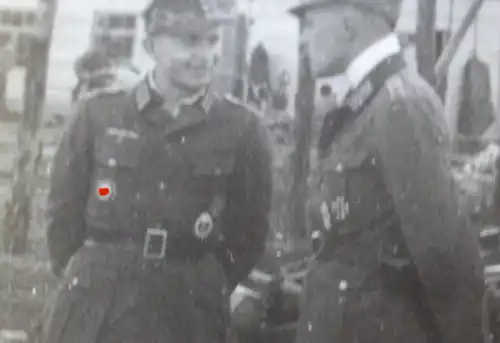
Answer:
[292,1,486,343]
[36,0,273,342]
[143,0,234,34]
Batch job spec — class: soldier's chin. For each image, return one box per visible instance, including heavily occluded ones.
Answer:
[176,76,211,93]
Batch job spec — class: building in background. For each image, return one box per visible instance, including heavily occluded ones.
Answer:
[244,0,299,116]
[245,0,500,139]
[397,0,500,140]
[0,2,36,113]
[0,0,500,133]
[0,0,240,118]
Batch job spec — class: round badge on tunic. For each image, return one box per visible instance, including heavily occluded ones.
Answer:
[194,212,213,240]
[96,180,114,201]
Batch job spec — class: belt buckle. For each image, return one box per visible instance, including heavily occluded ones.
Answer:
[143,228,168,260]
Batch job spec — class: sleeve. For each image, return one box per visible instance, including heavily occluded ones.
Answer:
[46,100,94,276]
[375,98,485,343]
[221,114,273,292]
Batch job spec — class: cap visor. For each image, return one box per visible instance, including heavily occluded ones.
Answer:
[151,17,234,36]
[288,1,332,16]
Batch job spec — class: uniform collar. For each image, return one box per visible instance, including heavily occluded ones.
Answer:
[133,71,215,115]
[345,33,401,90]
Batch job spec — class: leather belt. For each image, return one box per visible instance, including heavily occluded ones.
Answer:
[86,228,215,264]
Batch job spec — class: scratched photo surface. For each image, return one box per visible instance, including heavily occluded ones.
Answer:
[0,0,500,342]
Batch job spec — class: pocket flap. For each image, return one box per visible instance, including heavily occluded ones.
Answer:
[193,150,235,176]
[64,248,119,290]
[96,133,141,167]
[322,149,368,171]
[315,260,367,290]
[342,151,368,170]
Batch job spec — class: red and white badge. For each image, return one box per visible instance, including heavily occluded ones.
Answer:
[96,180,114,201]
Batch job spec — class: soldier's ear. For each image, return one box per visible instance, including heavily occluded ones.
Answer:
[335,6,359,42]
[342,13,357,42]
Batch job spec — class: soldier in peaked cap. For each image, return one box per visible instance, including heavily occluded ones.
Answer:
[36,0,273,342]
[292,1,486,343]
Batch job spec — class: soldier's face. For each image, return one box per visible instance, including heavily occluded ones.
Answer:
[301,6,353,78]
[149,27,223,91]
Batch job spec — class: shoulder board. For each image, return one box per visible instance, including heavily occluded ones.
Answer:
[222,94,264,118]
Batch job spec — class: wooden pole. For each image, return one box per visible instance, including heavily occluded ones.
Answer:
[287,15,315,239]
[232,13,249,101]
[1,0,58,254]
[435,0,454,101]
[434,0,485,87]
[416,0,437,85]
[497,27,500,123]
[0,41,15,113]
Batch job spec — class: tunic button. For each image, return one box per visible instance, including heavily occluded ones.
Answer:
[335,163,343,173]
[214,167,222,176]
[339,280,348,291]
[159,182,165,190]
[108,158,116,167]
[311,230,321,240]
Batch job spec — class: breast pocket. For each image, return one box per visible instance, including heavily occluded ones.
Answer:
[297,260,368,343]
[95,135,141,174]
[343,152,387,231]
[314,156,352,237]
[192,147,235,180]
[190,147,235,220]
[87,135,142,226]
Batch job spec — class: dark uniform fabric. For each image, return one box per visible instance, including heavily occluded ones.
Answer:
[297,65,485,343]
[40,76,272,343]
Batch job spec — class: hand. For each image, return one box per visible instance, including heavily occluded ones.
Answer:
[231,296,265,332]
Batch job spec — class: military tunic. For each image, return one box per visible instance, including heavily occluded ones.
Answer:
[40,77,272,343]
[297,66,485,343]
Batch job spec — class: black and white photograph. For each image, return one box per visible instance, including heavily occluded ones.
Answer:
[1,0,500,342]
